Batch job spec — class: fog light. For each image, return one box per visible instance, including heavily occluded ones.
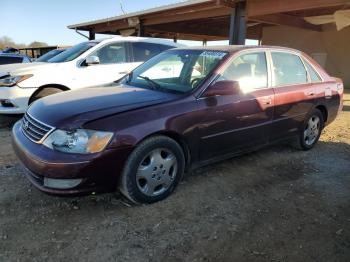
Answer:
[43,178,83,189]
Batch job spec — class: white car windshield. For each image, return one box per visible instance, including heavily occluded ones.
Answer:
[48,41,99,63]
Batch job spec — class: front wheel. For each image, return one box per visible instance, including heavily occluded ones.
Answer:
[296,109,324,150]
[119,135,185,204]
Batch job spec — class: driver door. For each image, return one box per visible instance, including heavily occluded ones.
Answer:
[197,51,275,160]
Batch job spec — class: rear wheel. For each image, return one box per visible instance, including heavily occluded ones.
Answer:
[119,135,185,204]
[295,109,324,150]
[29,87,63,104]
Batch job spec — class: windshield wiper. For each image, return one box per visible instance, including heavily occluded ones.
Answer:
[137,75,161,90]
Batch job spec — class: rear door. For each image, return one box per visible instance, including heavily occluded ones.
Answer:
[128,42,176,71]
[269,51,316,141]
[198,51,275,160]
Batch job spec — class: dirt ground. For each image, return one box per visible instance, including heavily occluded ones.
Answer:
[0,92,349,262]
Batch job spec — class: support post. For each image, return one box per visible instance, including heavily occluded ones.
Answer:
[229,1,247,45]
[138,24,144,37]
[89,30,95,40]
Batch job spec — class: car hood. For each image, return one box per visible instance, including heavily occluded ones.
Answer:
[0,62,55,76]
[28,85,178,129]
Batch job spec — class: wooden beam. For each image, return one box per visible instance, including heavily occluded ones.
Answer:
[142,7,231,26]
[216,0,238,8]
[146,23,262,40]
[251,13,322,31]
[247,0,350,17]
[93,20,129,33]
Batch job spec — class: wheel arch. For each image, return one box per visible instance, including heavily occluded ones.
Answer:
[138,130,192,169]
[315,104,328,123]
[28,84,70,105]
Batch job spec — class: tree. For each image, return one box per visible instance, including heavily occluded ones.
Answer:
[0,36,48,50]
[28,41,48,48]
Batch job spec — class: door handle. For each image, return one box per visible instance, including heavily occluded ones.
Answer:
[307,91,315,96]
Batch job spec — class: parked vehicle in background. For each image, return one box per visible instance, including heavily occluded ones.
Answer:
[35,49,67,62]
[0,37,183,114]
[0,53,31,65]
[12,46,343,203]
[1,47,19,54]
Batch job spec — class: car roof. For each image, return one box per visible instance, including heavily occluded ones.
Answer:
[172,45,302,54]
[90,36,184,47]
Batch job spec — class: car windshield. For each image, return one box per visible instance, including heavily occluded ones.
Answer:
[123,49,228,93]
[36,49,64,62]
[48,42,98,63]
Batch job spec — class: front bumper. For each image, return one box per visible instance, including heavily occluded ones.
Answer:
[12,121,132,195]
[0,85,36,114]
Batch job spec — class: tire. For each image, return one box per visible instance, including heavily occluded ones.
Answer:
[119,135,185,204]
[294,109,324,151]
[29,87,63,105]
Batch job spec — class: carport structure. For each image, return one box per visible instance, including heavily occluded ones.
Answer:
[68,0,350,85]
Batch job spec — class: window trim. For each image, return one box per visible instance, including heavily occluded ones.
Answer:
[268,50,310,88]
[217,50,270,91]
[302,56,324,83]
[197,49,272,99]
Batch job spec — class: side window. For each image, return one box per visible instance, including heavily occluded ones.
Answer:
[132,42,172,62]
[91,43,126,64]
[271,52,307,86]
[218,52,268,91]
[303,59,322,83]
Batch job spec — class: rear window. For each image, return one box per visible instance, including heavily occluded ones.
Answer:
[0,56,23,65]
[131,42,174,62]
[271,52,307,86]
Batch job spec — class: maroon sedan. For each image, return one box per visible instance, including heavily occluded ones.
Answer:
[12,46,343,204]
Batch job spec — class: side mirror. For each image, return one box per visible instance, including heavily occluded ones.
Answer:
[85,55,100,65]
[203,80,240,97]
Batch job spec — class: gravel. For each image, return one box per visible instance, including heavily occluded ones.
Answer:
[0,92,349,262]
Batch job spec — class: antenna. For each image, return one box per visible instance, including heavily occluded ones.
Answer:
[120,1,126,14]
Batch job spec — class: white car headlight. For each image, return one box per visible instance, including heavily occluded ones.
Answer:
[0,74,33,87]
[43,129,113,154]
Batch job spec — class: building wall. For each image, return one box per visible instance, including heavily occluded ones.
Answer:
[261,24,350,87]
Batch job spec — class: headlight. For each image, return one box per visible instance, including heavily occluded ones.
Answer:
[43,129,113,154]
[0,74,33,87]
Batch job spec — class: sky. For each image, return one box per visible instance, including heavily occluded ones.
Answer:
[1,0,254,47]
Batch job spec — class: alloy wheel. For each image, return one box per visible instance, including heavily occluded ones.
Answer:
[136,148,178,197]
[304,115,320,146]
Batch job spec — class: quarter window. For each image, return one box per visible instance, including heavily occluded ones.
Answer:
[303,59,322,83]
[271,52,307,86]
[217,52,268,92]
[91,43,126,64]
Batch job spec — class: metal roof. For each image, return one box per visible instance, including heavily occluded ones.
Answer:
[68,0,212,29]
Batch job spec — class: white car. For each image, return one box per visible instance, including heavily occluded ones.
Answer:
[0,37,182,114]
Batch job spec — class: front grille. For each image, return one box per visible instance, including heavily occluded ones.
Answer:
[21,113,54,143]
